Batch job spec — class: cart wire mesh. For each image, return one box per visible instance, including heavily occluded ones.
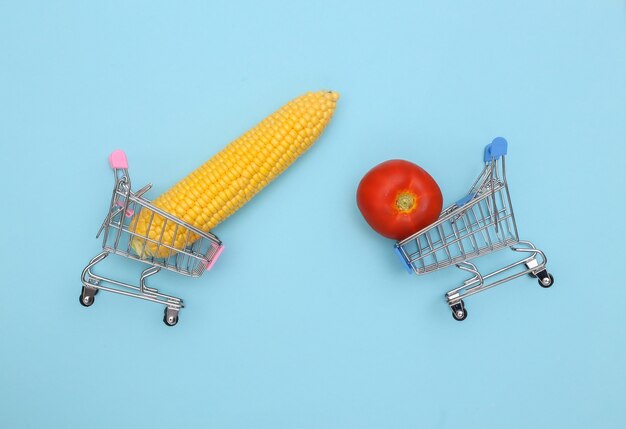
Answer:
[395,146,519,275]
[97,167,222,278]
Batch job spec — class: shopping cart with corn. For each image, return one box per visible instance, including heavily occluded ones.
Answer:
[79,90,339,326]
[394,138,554,320]
[79,150,224,326]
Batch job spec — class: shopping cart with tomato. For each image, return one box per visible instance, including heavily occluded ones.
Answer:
[79,150,224,326]
[394,138,553,320]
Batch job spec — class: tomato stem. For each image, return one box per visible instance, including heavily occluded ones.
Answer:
[396,192,416,212]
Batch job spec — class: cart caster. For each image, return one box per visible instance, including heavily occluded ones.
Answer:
[163,308,179,326]
[79,286,97,307]
[451,300,467,321]
[86,279,100,294]
[535,270,554,288]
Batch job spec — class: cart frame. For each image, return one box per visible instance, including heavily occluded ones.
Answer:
[394,138,553,320]
[79,150,224,326]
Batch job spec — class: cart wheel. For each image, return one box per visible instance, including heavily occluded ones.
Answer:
[451,301,467,321]
[538,272,554,288]
[163,308,179,327]
[79,287,95,307]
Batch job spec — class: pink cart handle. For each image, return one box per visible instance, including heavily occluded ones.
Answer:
[204,245,224,271]
[115,200,135,217]
[109,150,128,169]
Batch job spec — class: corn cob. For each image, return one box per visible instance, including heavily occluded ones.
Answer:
[130,90,339,258]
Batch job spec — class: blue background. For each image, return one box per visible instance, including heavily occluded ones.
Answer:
[1,1,625,428]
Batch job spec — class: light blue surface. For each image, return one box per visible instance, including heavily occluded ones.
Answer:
[1,1,625,428]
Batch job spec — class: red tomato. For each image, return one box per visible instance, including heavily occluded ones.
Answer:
[357,160,443,240]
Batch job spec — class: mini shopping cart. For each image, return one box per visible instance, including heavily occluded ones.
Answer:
[79,150,224,326]
[394,138,553,321]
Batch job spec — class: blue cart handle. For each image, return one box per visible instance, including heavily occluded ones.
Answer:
[394,246,414,274]
[483,137,508,163]
[455,193,475,208]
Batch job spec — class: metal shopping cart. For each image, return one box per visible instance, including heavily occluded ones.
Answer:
[79,150,224,326]
[394,138,553,321]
